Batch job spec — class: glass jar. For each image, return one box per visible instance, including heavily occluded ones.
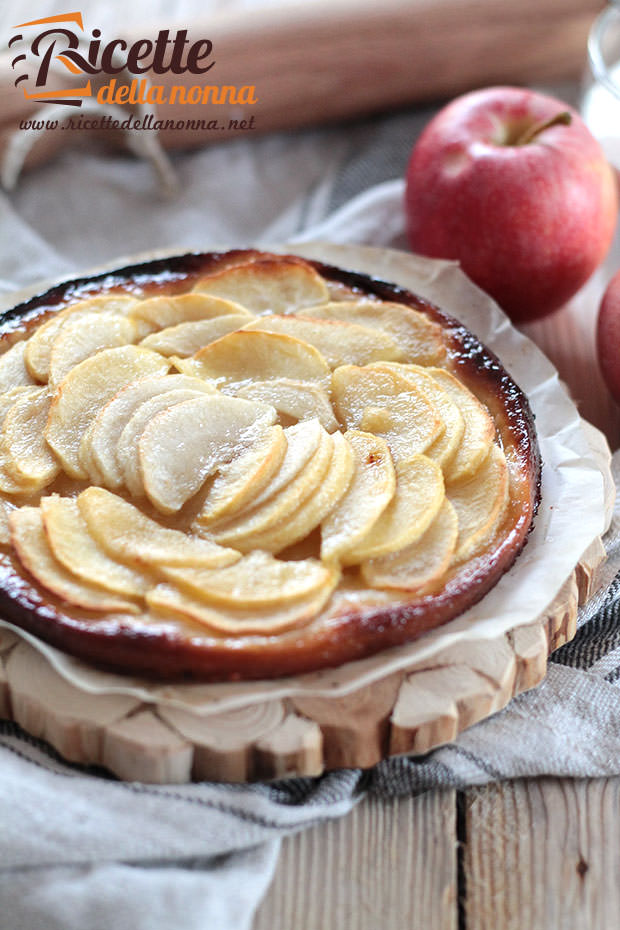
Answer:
[582,3,620,168]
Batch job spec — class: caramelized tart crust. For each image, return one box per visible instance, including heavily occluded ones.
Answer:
[0,250,540,681]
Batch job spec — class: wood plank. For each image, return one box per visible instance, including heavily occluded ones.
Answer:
[253,790,457,930]
[464,778,620,930]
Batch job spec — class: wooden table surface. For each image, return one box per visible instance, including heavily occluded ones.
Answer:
[254,781,620,929]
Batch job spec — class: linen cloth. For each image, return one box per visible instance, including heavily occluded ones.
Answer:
[1,106,620,930]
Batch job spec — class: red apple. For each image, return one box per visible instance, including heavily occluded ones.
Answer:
[405,86,618,322]
[597,270,620,402]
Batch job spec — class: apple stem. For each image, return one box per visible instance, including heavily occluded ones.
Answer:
[514,111,572,146]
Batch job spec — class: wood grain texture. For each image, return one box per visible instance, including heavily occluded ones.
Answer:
[102,708,194,783]
[464,778,620,930]
[5,642,139,765]
[254,790,457,930]
[158,700,286,782]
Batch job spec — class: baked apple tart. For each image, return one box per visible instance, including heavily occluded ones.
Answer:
[0,250,540,680]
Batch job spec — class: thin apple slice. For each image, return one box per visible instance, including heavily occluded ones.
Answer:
[0,387,50,494]
[344,454,444,564]
[233,378,339,432]
[0,386,40,424]
[303,300,446,365]
[2,388,60,490]
[242,315,404,368]
[129,293,254,329]
[0,497,16,545]
[48,313,141,385]
[427,367,496,484]
[161,550,333,609]
[195,425,287,524]
[370,362,465,470]
[0,341,37,391]
[139,314,251,357]
[82,374,217,488]
[209,426,333,549]
[147,568,338,635]
[447,444,509,562]
[361,499,458,591]
[10,506,140,613]
[192,258,329,314]
[77,487,240,570]
[239,418,325,511]
[117,387,227,498]
[332,364,443,460]
[243,431,354,554]
[24,295,138,381]
[320,430,395,563]
[45,346,169,479]
[40,495,151,599]
[140,394,277,513]
[191,330,331,389]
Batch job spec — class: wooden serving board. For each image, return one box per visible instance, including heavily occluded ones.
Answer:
[0,531,607,784]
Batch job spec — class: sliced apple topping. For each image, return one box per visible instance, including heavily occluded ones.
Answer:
[0,341,37,392]
[115,386,217,498]
[303,300,446,365]
[0,497,17,546]
[24,295,138,382]
[241,430,354,554]
[242,315,404,368]
[447,444,509,562]
[233,378,339,432]
[332,364,443,460]
[40,495,151,599]
[77,487,240,570]
[191,330,331,390]
[321,430,395,563]
[195,425,287,524]
[10,506,140,613]
[0,254,523,646]
[192,258,329,314]
[45,346,169,479]
[361,499,458,591]
[236,417,325,512]
[147,582,334,635]
[161,550,334,609]
[370,362,465,470]
[208,423,333,550]
[128,293,254,329]
[48,313,142,385]
[140,314,253,357]
[1,388,60,491]
[343,454,444,564]
[427,368,496,484]
[81,374,216,488]
[139,394,277,513]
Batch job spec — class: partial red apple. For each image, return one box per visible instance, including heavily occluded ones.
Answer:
[597,270,620,402]
[405,86,618,322]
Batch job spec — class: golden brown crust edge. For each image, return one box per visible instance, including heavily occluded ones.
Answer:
[0,250,541,681]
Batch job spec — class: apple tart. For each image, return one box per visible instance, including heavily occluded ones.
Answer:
[0,250,540,680]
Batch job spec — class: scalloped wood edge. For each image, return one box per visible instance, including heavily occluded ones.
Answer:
[0,532,605,783]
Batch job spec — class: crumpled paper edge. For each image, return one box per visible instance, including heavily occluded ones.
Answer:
[0,243,612,715]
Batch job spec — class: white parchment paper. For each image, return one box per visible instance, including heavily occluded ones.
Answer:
[0,243,612,714]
